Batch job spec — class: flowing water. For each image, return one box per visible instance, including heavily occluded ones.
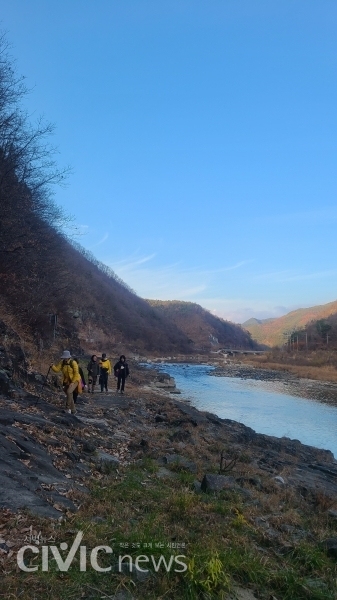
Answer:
[151,363,337,458]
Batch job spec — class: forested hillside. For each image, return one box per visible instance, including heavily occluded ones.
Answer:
[147,300,259,351]
[0,36,260,358]
[243,300,337,347]
[0,36,193,355]
[0,178,193,354]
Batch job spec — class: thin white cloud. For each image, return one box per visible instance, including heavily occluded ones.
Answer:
[220,259,253,272]
[104,251,311,322]
[77,224,89,234]
[186,259,254,276]
[278,269,337,283]
[113,253,157,272]
[100,249,337,324]
[252,269,337,283]
[107,253,210,299]
[258,207,337,226]
[104,251,254,311]
[111,253,252,279]
[90,233,109,248]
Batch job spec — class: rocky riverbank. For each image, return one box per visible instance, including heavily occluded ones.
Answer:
[212,360,337,407]
[1,360,337,598]
[2,367,337,517]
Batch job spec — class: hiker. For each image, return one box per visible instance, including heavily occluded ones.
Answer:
[72,357,87,403]
[87,354,100,393]
[114,355,130,394]
[99,353,111,392]
[50,350,81,414]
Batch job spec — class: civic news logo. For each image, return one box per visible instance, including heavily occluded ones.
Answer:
[17,531,188,573]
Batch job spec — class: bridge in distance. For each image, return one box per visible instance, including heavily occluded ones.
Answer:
[213,349,267,355]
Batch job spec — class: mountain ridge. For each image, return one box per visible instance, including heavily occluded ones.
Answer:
[243,299,337,347]
[146,300,259,351]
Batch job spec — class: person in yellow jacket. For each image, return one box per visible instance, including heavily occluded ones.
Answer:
[51,350,81,414]
[99,352,111,393]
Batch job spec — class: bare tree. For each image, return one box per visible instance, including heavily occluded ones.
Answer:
[0,32,73,334]
[0,32,71,228]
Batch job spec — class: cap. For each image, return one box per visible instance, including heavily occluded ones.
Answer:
[61,350,71,359]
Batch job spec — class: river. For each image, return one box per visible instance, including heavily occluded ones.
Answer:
[151,363,337,458]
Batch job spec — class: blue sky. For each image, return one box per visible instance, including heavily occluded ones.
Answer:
[2,1,337,322]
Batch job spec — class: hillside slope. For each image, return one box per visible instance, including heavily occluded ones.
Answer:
[0,38,256,358]
[0,202,193,354]
[1,145,254,356]
[243,300,337,347]
[0,41,195,356]
[147,300,259,350]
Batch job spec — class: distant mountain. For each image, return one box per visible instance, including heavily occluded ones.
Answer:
[242,317,276,327]
[146,300,259,351]
[243,300,337,347]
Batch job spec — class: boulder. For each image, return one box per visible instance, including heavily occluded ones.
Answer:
[320,537,337,559]
[156,467,178,479]
[273,475,286,485]
[82,440,96,453]
[201,474,236,492]
[95,451,120,473]
[0,369,12,395]
[155,414,166,423]
[162,454,197,473]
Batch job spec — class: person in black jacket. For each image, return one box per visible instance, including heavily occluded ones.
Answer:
[87,354,100,393]
[114,355,129,394]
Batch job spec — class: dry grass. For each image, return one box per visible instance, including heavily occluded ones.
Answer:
[240,355,337,383]
[0,367,336,599]
[0,453,336,600]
